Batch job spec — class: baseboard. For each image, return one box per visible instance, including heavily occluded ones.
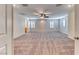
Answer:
[13,33,25,39]
[68,35,75,40]
[59,30,67,34]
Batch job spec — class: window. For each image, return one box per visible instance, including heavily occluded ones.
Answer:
[50,21,54,28]
[25,19,28,27]
[62,19,66,27]
[28,21,31,28]
[25,20,35,29]
[30,21,35,28]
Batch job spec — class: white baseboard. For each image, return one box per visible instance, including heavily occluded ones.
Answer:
[68,35,75,40]
[13,33,25,39]
[59,31,75,40]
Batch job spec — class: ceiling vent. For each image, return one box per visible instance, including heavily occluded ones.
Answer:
[56,4,63,7]
[21,4,28,7]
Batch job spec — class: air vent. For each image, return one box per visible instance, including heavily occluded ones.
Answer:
[21,4,28,7]
[56,4,63,7]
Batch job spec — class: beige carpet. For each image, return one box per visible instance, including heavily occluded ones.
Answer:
[14,31,74,55]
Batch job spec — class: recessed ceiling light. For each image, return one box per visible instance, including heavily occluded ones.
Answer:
[67,4,73,8]
[13,4,16,7]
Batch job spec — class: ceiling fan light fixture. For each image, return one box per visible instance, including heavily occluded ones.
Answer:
[40,20,44,23]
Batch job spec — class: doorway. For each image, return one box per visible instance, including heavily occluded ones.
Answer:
[13,4,74,55]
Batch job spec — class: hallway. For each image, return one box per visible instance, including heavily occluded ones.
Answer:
[14,31,74,55]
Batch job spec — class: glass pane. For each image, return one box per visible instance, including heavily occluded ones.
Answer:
[50,21,54,28]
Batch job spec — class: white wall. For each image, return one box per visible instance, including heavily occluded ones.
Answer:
[58,6,76,40]
[59,16,68,34]
[13,10,25,39]
[6,5,14,55]
[68,7,75,39]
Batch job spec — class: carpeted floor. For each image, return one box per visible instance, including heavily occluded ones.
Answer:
[14,31,74,55]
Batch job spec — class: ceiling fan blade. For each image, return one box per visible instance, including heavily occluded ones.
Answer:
[33,12,41,16]
[44,12,51,15]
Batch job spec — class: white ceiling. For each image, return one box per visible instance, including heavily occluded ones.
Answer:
[14,4,73,18]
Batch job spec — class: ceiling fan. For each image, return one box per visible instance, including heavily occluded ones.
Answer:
[33,9,51,19]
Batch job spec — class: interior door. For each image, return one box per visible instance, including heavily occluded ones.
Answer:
[0,4,13,55]
[0,4,7,55]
